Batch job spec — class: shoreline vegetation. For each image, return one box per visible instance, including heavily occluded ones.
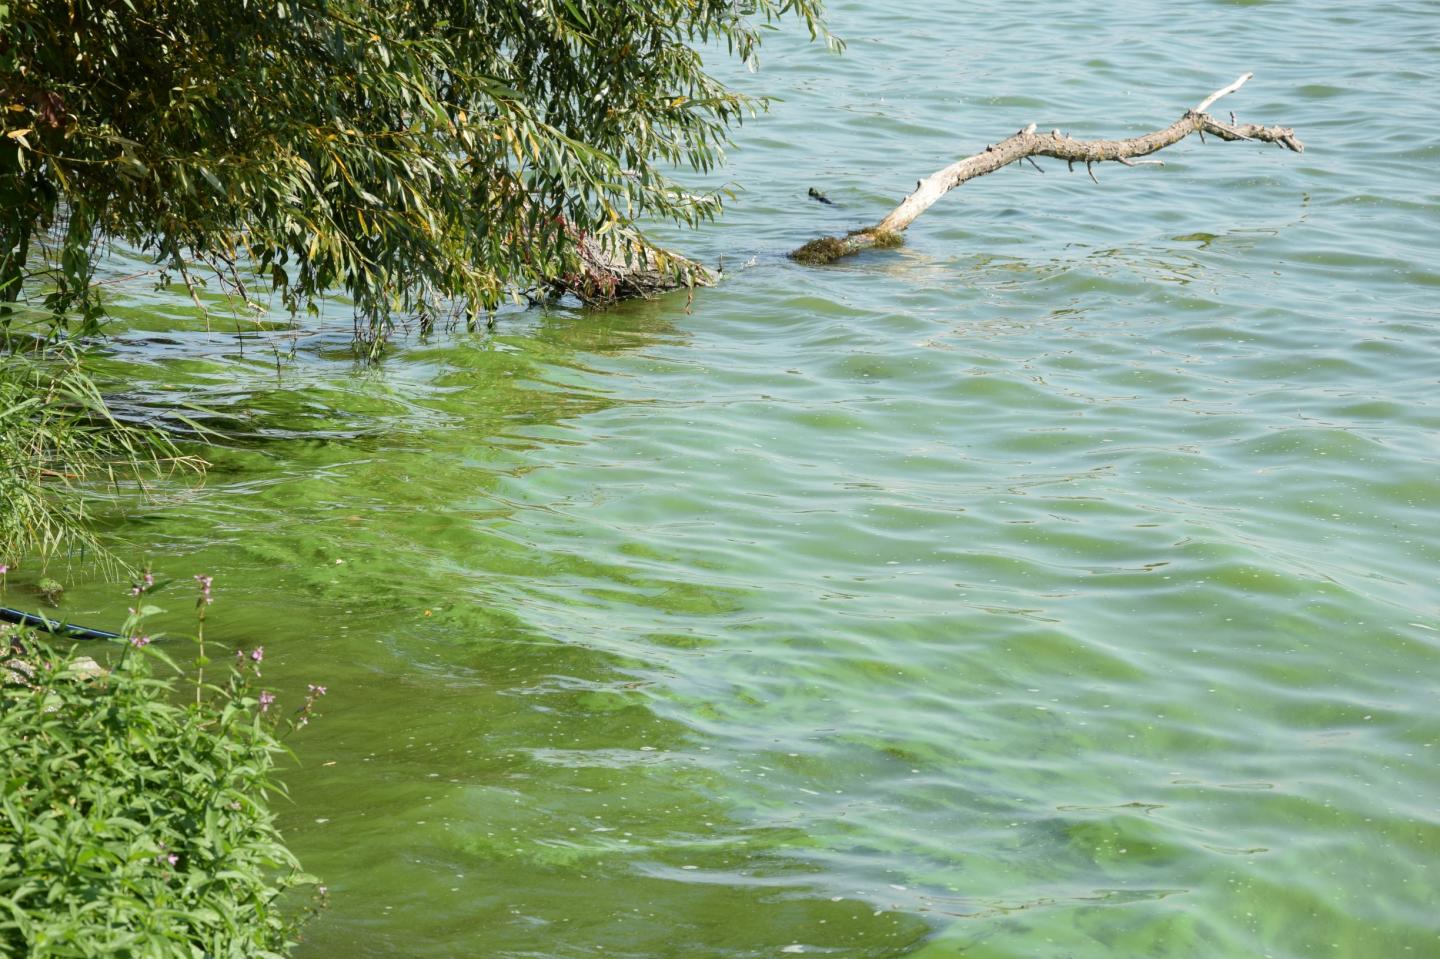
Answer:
[0,585,328,957]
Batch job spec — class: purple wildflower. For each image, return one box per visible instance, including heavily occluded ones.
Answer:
[258,690,275,714]
[250,646,264,664]
[194,574,213,603]
[130,635,151,649]
[167,853,179,866]
[1,564,10,575]
[307,684,327,697]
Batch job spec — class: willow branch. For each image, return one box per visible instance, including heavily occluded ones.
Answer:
[550,224,717,304]
[791,73,1304,265]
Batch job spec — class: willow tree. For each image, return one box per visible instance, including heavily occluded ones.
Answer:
[0,0,830,339]
[1,1,832,566]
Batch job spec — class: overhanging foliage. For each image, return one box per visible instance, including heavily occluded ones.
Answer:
[0,0,830,336]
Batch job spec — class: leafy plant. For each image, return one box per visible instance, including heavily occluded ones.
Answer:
[0,591,324,958]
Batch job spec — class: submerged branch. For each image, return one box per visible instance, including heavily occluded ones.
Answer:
[791,73,1304,265]
[552,226,718,305]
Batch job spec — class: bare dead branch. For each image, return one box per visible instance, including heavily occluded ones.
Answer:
[791,73,1304,266]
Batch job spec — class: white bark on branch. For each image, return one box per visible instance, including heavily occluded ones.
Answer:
[791,74,1304,265]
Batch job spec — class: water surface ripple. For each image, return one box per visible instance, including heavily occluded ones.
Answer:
[62,1,1440,956]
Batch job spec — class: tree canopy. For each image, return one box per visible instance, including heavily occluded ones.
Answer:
[0,0,830,338]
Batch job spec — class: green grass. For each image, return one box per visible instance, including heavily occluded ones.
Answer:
[0,343,204,572]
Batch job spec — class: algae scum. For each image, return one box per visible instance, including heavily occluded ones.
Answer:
[56,0,1440,956]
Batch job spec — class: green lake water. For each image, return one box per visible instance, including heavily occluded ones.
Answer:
[35,0,1440,955]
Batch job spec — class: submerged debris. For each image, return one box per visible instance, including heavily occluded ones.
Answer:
[788,228,903,265]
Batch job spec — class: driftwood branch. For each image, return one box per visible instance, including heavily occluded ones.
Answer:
[550,225,717,305]
[791,73,1304,265]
